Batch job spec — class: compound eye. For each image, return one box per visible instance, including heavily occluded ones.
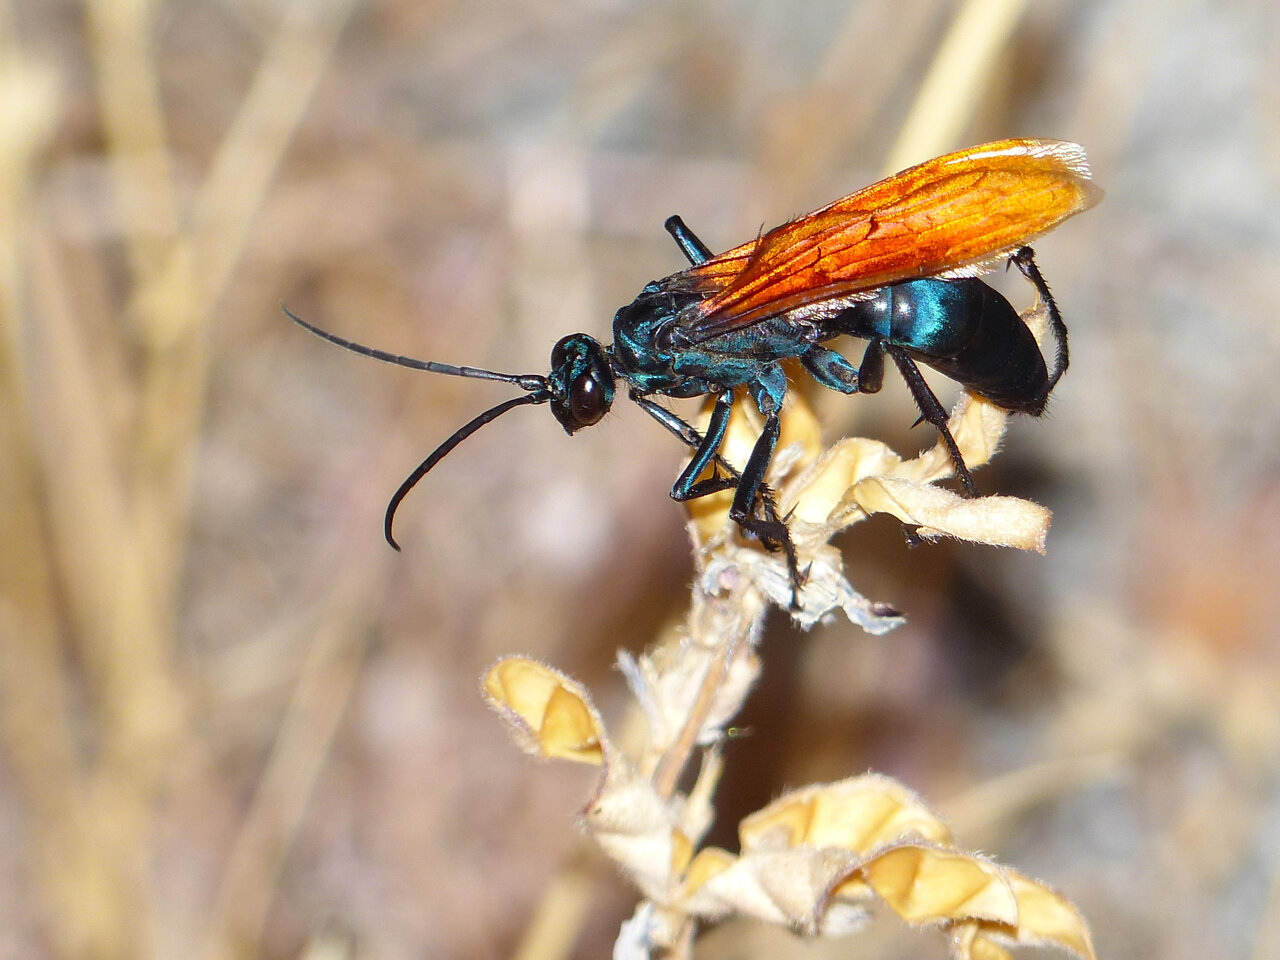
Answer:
[569,370,608,426]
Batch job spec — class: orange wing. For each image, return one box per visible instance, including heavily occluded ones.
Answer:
[680,139,1102,340]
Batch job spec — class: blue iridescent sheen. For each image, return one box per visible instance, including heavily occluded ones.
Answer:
[560,233,1063,560]
[290,213,1068,608]
[827,276,1051,413]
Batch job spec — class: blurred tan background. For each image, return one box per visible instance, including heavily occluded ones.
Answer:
[2,0,1278,958]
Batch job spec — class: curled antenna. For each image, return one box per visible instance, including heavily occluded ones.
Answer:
[284,305,548,393]
[285,304,553,548]
[383,391,549,549]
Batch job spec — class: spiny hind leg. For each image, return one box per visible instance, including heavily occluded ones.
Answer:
[1010,246,1068,393]
[886,344,978,497]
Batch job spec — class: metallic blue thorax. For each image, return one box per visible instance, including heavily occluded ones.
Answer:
[608,270,1049,425]
[610,279,818,414]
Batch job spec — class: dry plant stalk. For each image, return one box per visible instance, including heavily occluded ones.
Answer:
[0,6,357,960]
[484,303,1096,960]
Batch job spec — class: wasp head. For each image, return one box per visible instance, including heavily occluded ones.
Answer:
[547,333,616,434]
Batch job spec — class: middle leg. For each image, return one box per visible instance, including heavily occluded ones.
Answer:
[633,391,804,606]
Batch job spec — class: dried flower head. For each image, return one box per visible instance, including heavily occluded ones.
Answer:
[483,302,1094,959]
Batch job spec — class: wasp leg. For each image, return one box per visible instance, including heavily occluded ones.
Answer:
[633,391,804,608]
[855,337,886,393]
[730,364,790,545]
[852,340,943,543]
[1010,246,1069,396]
[729,410,807,607]
[728,413,783,538]
[886,344,978,497]
[664,215,713,266]
[801,344,861,394]
[631,392,718,453]
[729,409,805,609]
[669,391,738,500]
[756,489,803,610]
[630,392,742,485]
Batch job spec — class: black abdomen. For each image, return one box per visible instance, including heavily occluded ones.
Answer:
[830,278,1050,415]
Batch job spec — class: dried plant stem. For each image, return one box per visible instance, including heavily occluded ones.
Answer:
[199,568,380,960]
[1250,847,1280,960]
[28,217,177,960]
[0,4,358,959]
[0,302,86,959]
[0,24,110,960]
[652,593,761,800]
[83,0,182,285]
[883,0,1029,172]
[941,752,1125,841]
[509,855,598,960]
[129,0,357,608]
[651,635,732,800]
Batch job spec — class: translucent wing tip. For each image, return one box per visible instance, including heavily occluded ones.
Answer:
[1030,139,1105,209]
[1029,139,1093,179]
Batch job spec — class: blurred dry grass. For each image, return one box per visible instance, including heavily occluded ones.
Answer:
[0,1,1277,959]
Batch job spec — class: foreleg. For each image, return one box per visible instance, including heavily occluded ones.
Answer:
[668,391,738,501]
[632,390,803,606]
